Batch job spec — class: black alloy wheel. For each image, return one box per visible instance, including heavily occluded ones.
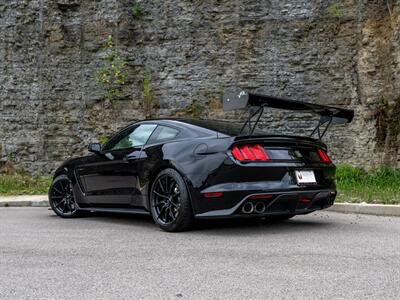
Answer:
[49,175,81,218]
[150,169,194,232]
[152,174,181,224]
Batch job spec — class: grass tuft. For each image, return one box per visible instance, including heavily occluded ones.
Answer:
[336,164,400,204]
[327,3,342,18]
[132,3,144,19]
[0,174,51,196]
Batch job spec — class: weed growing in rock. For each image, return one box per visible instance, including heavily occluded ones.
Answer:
[98,135,109,145]
[179,100,205,118]
[328,3,342,18]
[142,68,158,118]
[95,35,128,107]
[132,3,144,19]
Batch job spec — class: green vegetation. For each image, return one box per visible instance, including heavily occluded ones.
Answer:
[178,100,205,118]
[132,3,144,19]
[0,174,51,195]
[327,3,342,18]
[336,164,400,204]
[142,68,158,118]
[95,35,128,106]
[98,135,109,145]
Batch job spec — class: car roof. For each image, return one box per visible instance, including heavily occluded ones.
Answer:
[135,118,225,137]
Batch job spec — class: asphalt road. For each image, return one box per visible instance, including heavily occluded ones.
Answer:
[0,208,399,299]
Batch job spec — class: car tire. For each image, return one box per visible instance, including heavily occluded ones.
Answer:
[49,174,84,218]
[150,168,194,232]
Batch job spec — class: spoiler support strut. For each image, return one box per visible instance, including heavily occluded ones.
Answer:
[239,105,265,135]
[310,116,333,140]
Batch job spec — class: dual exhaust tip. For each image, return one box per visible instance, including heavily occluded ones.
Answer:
[241,202,266,214]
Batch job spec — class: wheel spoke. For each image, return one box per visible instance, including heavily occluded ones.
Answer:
[55,199,65,209]
[171,192,180,199]
[167,207,175,219]
[158,204,167,219]
[58,181,66,193]
[62,201,67,213]
[53,186,63,195]
[67,202,73,213]
[152,201,166,208]
[163,177,169,194]
[154,191,168,199]
[165,207,174,222]
[164,207,170,221]
[158,180,166,194]
[168,182,176,193]
[169,201,178,208]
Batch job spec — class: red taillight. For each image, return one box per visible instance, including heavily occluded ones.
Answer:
[299,196,311,204]
[252,144,269,160]
[202,192,223,198]
[231,144,269,161]
[231,146,244,161]
[241,145,256,160]
[317,148,331,163]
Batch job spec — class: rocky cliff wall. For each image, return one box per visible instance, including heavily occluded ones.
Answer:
[0,0,399,173]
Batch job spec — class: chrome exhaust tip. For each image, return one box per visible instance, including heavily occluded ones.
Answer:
[241,202,254,214]
[254,202,266,214]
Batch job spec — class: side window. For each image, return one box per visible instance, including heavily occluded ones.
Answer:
[148,126,180,144]
[157,126,179,141]
[109,124,157,151]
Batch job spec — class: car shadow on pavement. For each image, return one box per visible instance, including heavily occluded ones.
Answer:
[51,211,334,234]
[192,216,334,235]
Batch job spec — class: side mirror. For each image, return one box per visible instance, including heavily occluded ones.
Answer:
[88,143,102,154]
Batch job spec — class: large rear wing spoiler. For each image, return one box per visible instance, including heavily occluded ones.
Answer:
[222,91,354,139]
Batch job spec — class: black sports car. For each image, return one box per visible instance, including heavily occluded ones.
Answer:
[49,91,354,231]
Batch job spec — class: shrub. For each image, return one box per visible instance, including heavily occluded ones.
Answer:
[176,100,205,118]
[142,68,158,118]
[95,35,128,106]
[328,3,342,18]
[132,3,144,19]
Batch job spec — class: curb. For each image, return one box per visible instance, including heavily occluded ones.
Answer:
[327,203,400,217]
[0,195,49,207]
[0,200,49,207]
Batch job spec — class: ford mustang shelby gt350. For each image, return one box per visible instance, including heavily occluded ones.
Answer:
[49,91,354,231]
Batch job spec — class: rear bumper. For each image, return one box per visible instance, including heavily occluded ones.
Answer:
[194,189,335,219]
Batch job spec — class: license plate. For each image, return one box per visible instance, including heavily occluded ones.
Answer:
[295,170,316,185]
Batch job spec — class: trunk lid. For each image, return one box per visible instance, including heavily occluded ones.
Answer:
[232,135,328,163]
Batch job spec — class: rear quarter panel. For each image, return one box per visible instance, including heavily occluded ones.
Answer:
[139,138,233,212]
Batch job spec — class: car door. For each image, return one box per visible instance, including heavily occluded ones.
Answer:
[76,123,157,207]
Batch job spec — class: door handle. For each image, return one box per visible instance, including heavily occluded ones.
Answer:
[124,154,139,161]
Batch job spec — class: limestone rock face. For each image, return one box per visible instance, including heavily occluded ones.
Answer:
[0,0,399,173]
